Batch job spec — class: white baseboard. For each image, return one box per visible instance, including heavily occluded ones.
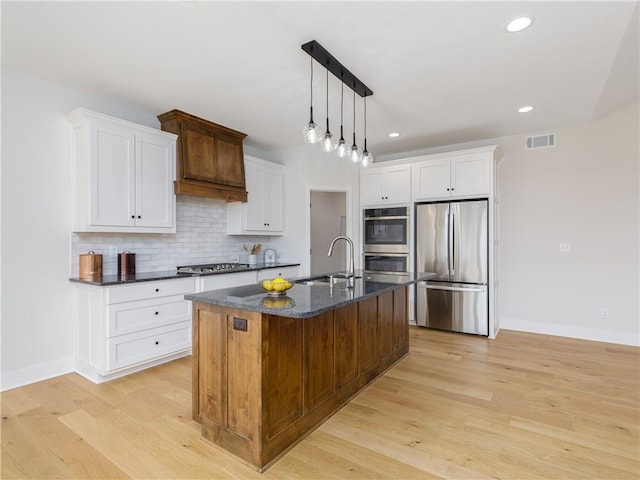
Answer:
[499,317,640,347]
[1,357,75,392]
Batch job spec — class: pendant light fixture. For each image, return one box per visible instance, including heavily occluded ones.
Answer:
[320,67,333,152]
[335,77,348,158]
[349,86,362,163]
[361,96,373,167]
[302,55,321,144]
[301,40,373,165]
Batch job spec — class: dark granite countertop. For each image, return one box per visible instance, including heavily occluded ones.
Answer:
[69,262,301,286]
[185,271,436,318]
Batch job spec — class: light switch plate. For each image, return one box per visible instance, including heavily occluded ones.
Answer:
[559,242,571,253]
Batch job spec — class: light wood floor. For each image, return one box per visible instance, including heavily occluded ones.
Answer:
[2,327,638,479]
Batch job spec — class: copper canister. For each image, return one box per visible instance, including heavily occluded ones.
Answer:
[79,251,103,281]
[118,252,136,279]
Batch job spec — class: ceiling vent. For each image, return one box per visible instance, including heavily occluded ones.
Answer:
[525,133,556,149]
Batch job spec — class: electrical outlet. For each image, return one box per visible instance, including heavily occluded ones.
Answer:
[600,308,609,319]
[109,246,118,256]
[559,243,571,253]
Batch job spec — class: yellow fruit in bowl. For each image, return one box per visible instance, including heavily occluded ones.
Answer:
[261,277,292,294]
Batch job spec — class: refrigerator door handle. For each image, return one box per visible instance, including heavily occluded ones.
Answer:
[425,284,486,293]
[449,206,455,277]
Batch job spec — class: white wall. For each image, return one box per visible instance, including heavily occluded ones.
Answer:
[498,102,639,346]
[267,144,361,277]
[1,70,163,389]
[0,70,275,390]
[380,102,639,346]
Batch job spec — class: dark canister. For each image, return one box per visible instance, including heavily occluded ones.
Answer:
[118,251,136,279]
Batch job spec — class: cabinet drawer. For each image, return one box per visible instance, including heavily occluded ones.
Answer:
[107,295,191,337]
[106,322,191,371]
[106,277,195,304]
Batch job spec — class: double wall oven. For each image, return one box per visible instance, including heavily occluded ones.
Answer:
[363,206,409,276]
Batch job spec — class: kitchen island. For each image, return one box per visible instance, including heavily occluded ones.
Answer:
[185,271,434,471]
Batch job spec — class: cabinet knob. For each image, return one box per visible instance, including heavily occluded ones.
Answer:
[131,215,135,219]
[155,341,159,345]
[155,288,159,292]
[155,311,159,315]
[137,215,141,219]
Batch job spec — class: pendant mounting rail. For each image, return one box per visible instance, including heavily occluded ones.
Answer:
[301,40,373,98]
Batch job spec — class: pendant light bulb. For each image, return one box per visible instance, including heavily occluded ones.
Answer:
[336,135,348,158]
[302,57,321,144]
[320,67,333,152]
[361,96,373,167]
[335,76,349,158]
[349,86,361,163]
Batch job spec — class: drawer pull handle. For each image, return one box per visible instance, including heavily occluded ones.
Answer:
[155,288,159,292]
[155,341,159,345]
[155,311,159,315]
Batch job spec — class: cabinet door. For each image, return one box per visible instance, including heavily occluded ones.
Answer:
[413,159,451,200]
[90,120,136,227]
[244,162,265,231]
[361,170,386,206]
[451,156,490,197]
[384,166,411,204]
[264,168,284,231]
[135,131,175,228]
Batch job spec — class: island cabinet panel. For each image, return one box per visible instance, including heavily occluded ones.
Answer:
[334,303,358,389]
[304,311,336,411]
[194,309,226,424]
[377,291,394,359]
[358,296,378,373]
[226,314,261,439]
[392,287,408,350]
[265,315,303,438]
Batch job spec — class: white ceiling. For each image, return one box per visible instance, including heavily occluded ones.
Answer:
[2,1,638,157]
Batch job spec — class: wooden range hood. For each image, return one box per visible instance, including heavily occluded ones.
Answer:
[157,109,248,202]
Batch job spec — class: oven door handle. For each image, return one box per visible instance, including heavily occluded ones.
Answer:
[364,253,408,257]
[364,216,408,221]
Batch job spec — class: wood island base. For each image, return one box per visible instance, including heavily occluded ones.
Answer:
[191,287,408,472]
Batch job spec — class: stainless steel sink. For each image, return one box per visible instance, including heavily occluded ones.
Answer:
[296,275,361,286]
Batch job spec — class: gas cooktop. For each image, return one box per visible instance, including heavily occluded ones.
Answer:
[176,263,251,274]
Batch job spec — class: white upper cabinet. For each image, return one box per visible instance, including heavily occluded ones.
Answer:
[413,153,491,201]
[227,156,284,235]
[69,108,177,233]
[361,164,411,207]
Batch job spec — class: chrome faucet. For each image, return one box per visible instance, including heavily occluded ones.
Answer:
[327,236,355,287]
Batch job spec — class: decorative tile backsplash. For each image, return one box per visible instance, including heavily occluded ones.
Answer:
[70,195,275,276]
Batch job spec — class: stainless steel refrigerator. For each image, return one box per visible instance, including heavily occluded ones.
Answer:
[415,199,488,335]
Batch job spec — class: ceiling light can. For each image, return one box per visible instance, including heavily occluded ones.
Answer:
[506,17,533,33]
[518,106,534,113]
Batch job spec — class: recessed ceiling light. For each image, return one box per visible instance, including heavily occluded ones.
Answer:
[388,132,400,138]
[506,17,533,33]
[518,106,534,113]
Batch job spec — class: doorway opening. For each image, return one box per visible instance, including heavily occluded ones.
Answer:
[310,190,347,276]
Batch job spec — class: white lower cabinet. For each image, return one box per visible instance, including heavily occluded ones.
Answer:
[74,266,300,383]
[74,277,196,383]
[107,322,192,371]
